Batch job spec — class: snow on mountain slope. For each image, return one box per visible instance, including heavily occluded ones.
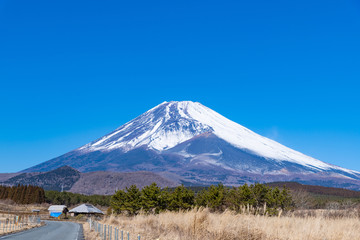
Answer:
[80,101,212,152]
[79,101,358,175]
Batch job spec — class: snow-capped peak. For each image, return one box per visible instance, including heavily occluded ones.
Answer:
[80,101,213,152]
[79,101,358,175]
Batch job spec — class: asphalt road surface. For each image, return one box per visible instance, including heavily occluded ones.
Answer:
[0,221,83,240]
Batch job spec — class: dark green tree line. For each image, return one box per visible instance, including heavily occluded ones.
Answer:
[45,191,111,206]
[0,185,45,204]
[110,183,294,216]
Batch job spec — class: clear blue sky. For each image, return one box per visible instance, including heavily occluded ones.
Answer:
[1,0,360,172]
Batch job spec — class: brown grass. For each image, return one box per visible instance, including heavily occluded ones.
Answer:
[85,208,360,240]
[0,200,49,214]
[83,221,101,240]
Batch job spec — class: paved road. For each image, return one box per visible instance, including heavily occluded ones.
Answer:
[0,221,83,240]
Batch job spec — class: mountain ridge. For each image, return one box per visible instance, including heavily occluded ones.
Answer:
[21,101,360,190]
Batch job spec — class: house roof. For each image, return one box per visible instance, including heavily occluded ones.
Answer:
[69,204,104,214]
[48,205,67,212]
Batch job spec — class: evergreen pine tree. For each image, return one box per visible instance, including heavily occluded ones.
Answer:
[141,183,161,213]
[123,185,141,215]
[168,185,194,211]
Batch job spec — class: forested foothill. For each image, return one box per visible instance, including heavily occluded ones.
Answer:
[3,182,360,213]
[267,182,360,209]
[0,184,110,206]
[45,190,111,206]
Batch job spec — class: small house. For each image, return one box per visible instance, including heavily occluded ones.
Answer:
[69,204,104,216]
[48,205,68,218]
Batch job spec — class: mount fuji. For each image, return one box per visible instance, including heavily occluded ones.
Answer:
[23,101,360,189]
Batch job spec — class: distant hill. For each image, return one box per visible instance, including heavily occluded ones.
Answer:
[0,173,21,182]
[1,166,178,195]
[267,181,360,198]
[69,171,178,195]
[3,166,81,191]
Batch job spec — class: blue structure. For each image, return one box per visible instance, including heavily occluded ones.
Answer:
[48,205,68,218]
[50,212,62,218]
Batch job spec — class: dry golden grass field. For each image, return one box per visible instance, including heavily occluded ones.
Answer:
[0,200,49,214]
[0,213,44,236]
[84,208,360,240]
[0,200,47,236]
